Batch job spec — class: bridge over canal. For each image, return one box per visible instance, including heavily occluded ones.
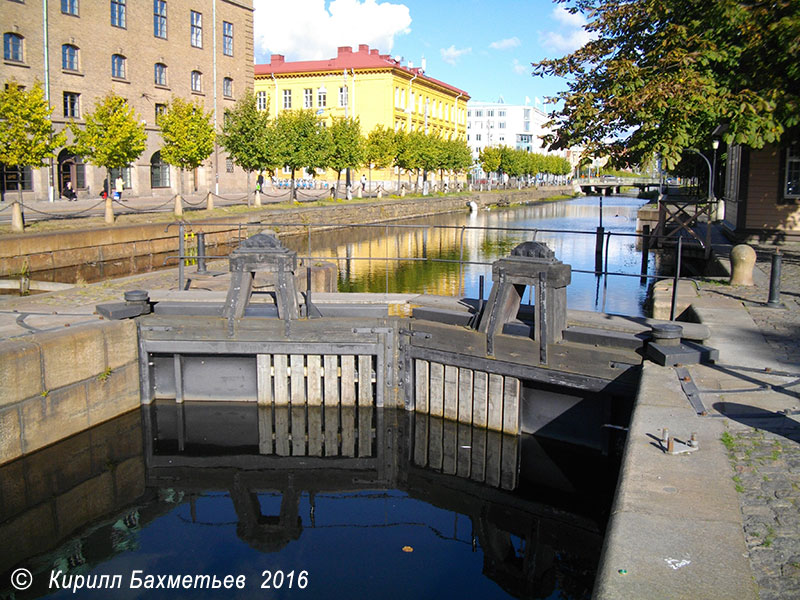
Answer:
[576,176,661,196]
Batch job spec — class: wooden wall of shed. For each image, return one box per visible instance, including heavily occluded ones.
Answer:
[745,145,800,234]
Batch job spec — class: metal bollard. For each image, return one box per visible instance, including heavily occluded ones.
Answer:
[767,249,782,307]
[595,226,605,274]
[640,224,650,283]
[196,232,207,274]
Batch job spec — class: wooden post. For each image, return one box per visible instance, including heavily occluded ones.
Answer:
[104,196,114,224]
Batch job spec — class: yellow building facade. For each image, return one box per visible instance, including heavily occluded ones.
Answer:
[254,45,470,185]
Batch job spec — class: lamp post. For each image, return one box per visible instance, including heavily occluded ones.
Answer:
[711,138,721,220]
[685,148,713,202]
[343,69,352,200]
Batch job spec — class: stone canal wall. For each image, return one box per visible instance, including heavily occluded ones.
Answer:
[0,320,140,466]
[0,187,571,280]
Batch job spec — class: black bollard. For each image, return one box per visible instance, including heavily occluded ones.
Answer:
[767,250,783,307]
[640,224,650,283]
[196,232,207,274]
[595,226,605,274]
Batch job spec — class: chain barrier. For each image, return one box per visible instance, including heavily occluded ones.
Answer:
[20,199,106,218]
[0,203,14,214]
[181,195,207,207]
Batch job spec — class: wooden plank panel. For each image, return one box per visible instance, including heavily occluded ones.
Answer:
[502,376,520,435]
[358,406,373,457]
[442,420,457,475]
[341,406,355,457]
[443,365,459,421]
[457,368,473,424]
[323,355,339,406]
[415,359,429,414]
[341,355,356,406]
[428,416,443,471]
[500,434,519,490]
[413,413,429,467]
[470,428,486,483]
[486,430,502,487]
[307,355,322,406]
[358,355,373,407]
[487,373,504,432]
[473,371,488,429]
[457,423,471,478]
[308,406,323,456]
[273,354,289,406]
[257,405,273,455]
[324,404,339,457]
[291,355,305,406]
[274,406,290,456]
[291,406,306,456]
[429,362,444,418]
[256,354,272,406]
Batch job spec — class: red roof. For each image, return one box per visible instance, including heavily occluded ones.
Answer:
[255,45,470,98]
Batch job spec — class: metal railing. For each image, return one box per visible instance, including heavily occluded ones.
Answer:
[162,219,702,320]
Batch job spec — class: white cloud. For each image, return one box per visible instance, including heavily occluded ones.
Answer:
[440,45,471,66]
[489,37,521,51]
[540,7,594,54]
[254,0,412,62]
[512,59,529,75]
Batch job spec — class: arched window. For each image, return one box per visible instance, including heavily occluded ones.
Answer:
[154,63,167,86]
[111,54,126,78]
[150,151,170,188]
[191,70,202,93]
[4,33,24,62]
[62,44,79,70]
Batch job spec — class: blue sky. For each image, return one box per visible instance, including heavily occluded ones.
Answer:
[252,0,591,107]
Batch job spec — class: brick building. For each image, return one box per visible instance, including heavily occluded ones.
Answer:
[1,0,254,202]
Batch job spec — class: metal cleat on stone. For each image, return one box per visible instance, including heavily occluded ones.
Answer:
[659,428,699,455]
[646,323,719,366]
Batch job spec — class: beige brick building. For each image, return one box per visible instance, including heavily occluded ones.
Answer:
[1,0,254,202]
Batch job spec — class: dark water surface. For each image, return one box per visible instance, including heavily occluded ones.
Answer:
[1,403,616,599]
[284,196,654,317]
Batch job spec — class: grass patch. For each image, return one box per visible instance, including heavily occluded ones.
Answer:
[721,431,736,451]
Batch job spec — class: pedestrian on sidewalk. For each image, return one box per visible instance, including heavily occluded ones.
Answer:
[62,181,77,201]
[114,175,124,201]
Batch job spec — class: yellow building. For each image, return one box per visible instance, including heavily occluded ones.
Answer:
[254,45,470,185]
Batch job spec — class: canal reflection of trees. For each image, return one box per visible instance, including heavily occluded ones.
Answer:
[1,404,611,600]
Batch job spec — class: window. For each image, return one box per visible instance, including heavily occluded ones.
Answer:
[1,164,33,192]
[226,157,234,173]
[61,44,78,70]
[487,110,494,117]
[223,21,233,56]
[304,88,312,109]
[111,0,126,28]
[191,70,202,93]
[154,0,167,38]
[62,0,78,15]
[785,144,800,200]
[63,92,79,118]
[4,33,23,62]
[154,63,167,86]
[110,166,132,189]
[499,122,506,129]
[223,77,232,98]
[498,110,506,117]
[150,151,170,188]
[283,89,291,109]
[190,11,202,47]
[155,103,167,120]
[256,91,266,111]
[111,54,126,78]
[317,87,326,108]
[339,86,348,108]
[394,87,399,107]
[467,110,472,117]
[475,110,483,117]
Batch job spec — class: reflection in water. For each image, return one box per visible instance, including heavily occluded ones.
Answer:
[284,196,654,316]
[1,403,614,600]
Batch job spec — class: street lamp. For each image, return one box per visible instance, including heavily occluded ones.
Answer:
[686,148,713,202]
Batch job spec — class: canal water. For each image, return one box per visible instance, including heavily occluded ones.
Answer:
[285,195,654,317]
[1,403,615,599]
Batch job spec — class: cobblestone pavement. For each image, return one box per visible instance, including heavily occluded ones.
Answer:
[699,242,800,600]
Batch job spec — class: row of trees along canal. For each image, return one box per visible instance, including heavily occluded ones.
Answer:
[0,83,572,216]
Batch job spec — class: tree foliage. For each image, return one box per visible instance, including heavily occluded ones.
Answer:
[0,81,65,174]
[271,109,331,177]
[479,146,502,175]
[328,117,365,174]
[533,0,800,168]
[157,97,215,172]
[70,92,145,171]
[218,93,275,174]
[365,125,397,170]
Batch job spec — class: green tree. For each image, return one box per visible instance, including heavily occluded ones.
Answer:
[157,97,215,198]
[328,117,365,199]
[70,92,145,197]
[442,137,472,189]
[218,93,275,196]
[394,130,421,191]
[478,146,502,182]
[533,0,800,168]
[271,109,331,200]
[0,81,65,203]
[365,125,397,191]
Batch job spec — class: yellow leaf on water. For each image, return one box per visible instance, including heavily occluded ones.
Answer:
[402,546,413,553]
